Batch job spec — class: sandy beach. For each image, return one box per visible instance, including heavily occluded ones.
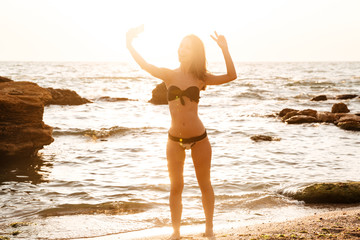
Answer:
[211,207,360,240]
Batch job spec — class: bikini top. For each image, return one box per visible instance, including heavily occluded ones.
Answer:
[167,85,200,105]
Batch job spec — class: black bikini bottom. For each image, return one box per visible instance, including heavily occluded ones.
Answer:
[168,130,207,150]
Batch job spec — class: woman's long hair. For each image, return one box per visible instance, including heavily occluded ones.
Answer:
[185,35,207,81]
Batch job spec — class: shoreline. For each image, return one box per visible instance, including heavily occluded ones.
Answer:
[70,206,360,240]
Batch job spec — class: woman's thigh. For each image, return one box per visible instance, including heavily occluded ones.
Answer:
[166,139,186,185]
[191,138,212,184]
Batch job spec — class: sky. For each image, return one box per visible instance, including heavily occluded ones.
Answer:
[1,0,360,64]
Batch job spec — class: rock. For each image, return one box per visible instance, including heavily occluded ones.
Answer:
[282,111,299,121]
[308,94,358,101]
[311,95,327,101]
[279,108,297,117]
[279,106,359,131]
[337,121,360,131]
[282,109,317,122]
[335,115,360,131]
[149,82,168,105]
[286,115,318,124]
[45,88,91,105]
[331,103,350,113]
[0,80,91,159]
[0,122,53,158]
[250,135,281,142]
[97,96,129,102]
[0,81,54,159]
[316,112,337,123]
[286,182,360,204]
[336,94,358,100]
[0,76,13,82]
[0,81,52,105]
[298,109,317,118]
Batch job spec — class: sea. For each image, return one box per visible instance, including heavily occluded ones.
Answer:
[0,61,359,239]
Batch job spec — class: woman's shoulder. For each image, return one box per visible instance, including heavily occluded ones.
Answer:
[172,67,182,73]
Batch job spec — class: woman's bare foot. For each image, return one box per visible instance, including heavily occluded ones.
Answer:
[168,231,180,240]
[204,229,216,239]
[205,235,216,240]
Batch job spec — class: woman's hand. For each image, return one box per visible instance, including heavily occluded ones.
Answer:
[210,31,228,50]
[126,24,144,48]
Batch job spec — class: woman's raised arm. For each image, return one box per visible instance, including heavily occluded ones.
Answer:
[126,25,172,82]
[205,32,237,85]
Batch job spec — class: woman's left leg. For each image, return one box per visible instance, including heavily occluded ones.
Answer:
[191,137,214,237]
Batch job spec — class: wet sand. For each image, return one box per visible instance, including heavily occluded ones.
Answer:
[212,207,360,240]
[123,206,360,240]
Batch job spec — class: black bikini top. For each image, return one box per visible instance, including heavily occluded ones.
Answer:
[167,85,200,105]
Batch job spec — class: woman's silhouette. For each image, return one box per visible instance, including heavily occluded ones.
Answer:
[126,25,237,239]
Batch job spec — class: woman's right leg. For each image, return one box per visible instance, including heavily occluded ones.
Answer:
[166,139,186,239]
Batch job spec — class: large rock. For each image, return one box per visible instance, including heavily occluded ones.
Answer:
[0,81,52,105]
[0,81,54,159]
[148,82,168,105]
[45,88,91,105]
[0,76,13,82]
[285,182,360,204]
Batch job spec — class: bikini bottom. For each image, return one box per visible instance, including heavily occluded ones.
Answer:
[168,130,207,150]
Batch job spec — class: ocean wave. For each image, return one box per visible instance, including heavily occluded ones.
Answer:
[144,216,205,228]
[238,77,264,82]
[278,182,314,196]
[294,93,312,99]
[94,96,134,102]
[52,126,167,139]
[272,76,292,81]
[285,80,336,87]
[242,194,293,209]
[235,92,265,100]
[52,126,131,138]
[38,201,152,217]
[79,76,140,81]
[127,184,169,192]
[216,193,293,210]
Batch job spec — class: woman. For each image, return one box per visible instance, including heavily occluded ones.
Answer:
[126,25,237,239]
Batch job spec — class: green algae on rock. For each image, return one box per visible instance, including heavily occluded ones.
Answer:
[287,182,360,204]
